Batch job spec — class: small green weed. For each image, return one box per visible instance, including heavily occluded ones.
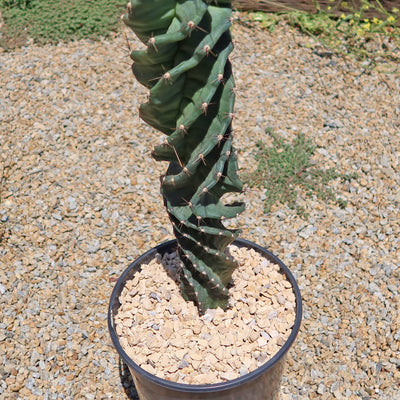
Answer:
[0,0,126,49]
[248,0,399,64]
[246,129,355,218]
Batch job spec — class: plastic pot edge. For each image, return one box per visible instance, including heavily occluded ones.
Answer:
[108,238,302,393]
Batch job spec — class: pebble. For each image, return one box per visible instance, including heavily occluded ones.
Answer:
[0,13,399,400]
[323,119,344,129]
[0,284,6,295]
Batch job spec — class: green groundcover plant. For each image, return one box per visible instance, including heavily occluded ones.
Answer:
[121,0,244,314]
[0,0,126,48]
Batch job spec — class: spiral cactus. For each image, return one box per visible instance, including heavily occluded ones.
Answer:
[123,0,244,314]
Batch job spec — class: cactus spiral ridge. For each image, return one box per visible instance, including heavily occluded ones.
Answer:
[124,0,244,314]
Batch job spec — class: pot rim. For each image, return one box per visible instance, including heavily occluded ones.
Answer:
[108,238,302,393]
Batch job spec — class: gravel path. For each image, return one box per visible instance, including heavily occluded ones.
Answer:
[0,16,399,399]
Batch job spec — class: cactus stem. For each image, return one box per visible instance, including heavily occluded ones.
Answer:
[124,0,244,313]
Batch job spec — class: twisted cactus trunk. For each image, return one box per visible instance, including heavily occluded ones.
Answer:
[123,0,244,314]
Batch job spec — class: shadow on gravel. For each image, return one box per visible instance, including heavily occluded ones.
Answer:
[119,358,140,400]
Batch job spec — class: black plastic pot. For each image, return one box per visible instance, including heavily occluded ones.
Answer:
[108,238,302,400]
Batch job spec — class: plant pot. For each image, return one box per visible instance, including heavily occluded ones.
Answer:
[108,238,302,400]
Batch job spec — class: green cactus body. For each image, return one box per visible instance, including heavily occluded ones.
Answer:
[124,0,244,314]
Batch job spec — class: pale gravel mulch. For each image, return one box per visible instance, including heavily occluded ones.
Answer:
[115,245,296,384]
[0,16,399,400]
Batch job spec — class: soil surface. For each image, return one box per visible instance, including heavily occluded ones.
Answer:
[115,245,296,384]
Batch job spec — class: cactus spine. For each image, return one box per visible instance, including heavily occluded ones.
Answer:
[123,0,244,314]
